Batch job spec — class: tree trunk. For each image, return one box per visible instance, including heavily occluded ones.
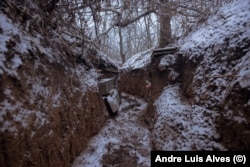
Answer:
[158,0,172,48]
[144,15,152,49]
[118,27,125,63]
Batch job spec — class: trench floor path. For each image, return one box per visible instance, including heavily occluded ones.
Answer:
[72,93,151,167]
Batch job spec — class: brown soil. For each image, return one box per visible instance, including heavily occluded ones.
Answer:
[102,144,138,167]
[0,50,109,167]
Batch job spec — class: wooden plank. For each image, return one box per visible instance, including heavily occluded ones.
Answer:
[152,49,178,56]
[152,47,178,57]
[153,47,178,52]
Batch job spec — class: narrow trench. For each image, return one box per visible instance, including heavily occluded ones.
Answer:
[72,93,152,167]
[72,54,178,166]
[73,52,227,166]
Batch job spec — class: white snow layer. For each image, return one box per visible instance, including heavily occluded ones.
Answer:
[122,48,153,70]
[158,54,176,71]
[181,0,250,51]
[236,51,250,89]
[153,85,225,151]
[96,50,121,69]
[0,99,48,134]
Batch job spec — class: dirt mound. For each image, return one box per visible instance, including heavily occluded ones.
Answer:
[179,0,250,150]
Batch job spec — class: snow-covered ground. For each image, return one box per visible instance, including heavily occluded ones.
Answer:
[152,84,225,151]
[72,93,151,167]
[179,0,250,91]
[121,48,153,71]
[180,0,250,51]
[178,0,250,111]
[73,87,227,166]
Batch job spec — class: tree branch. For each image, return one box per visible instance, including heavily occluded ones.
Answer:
[177,4,206,16]
[118,8,155,27]
[100,7,121,15]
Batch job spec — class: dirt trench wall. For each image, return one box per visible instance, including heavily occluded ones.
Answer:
[180,41,250,150]
[1,92,107,167]
[119,54,184,99]
[121,44,250,151]
[119,54,184,131]
[0,35,108,166]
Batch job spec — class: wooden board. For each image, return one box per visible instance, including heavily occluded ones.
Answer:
[151,47,179,57]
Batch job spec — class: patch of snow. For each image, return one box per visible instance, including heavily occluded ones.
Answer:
[238,69,250,88]
[52,91,62,107]
[153,84,225,150]
[233,116,247,124]
[11,55,22,69]
[96,50,121,69]
[235,51,250,88]
[181,0,250,51]
[158,54,177,71]
[85,70,99,89]
[122,48,153,70]
[0,13,52,76]
[75,67,99,92]
[168,68,180,81]
[0,54,22,77]
[31,82,49,97]
[0,99,49,135]
[0,13,19,52]
[0,57,4,74]
[4,88,12,98]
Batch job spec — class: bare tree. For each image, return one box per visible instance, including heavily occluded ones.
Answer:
[158,0,172,47]
[3,0,231,62]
